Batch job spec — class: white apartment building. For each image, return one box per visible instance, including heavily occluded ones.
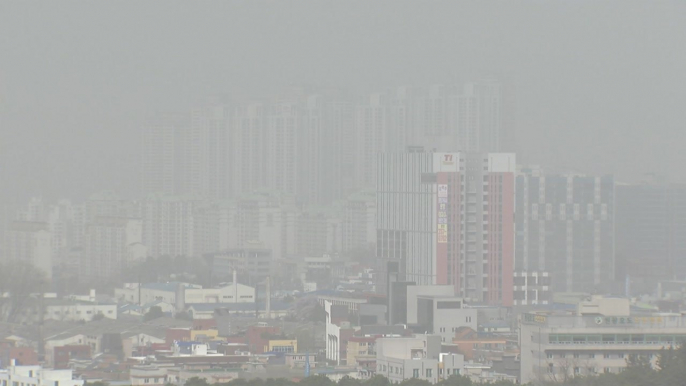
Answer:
[141,194,200,258]
[140,113,187,197]
[4,221,53,278]
[82,216,146,280]
[0,363,84,386]
[342,191,376,252]
[297,205,343,257]
[376,335,465,384]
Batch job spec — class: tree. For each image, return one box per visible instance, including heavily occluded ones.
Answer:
[300,375,333,386]
[85,382,109,386]
[92,312,105,321]
[144,305,165,321]
[338,376,362,386]
[175,310,193,321]
[296,327,316,352]
[398,378,431,386]
[438,375,473,386]
[0,261,48,323]
[363,375,390,386]
[184,377,209,386]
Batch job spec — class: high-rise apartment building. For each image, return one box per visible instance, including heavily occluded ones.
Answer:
[140,114,186,196]
[342,191,377,252]
[141,194,200,258]
[191,104,234,199]
[415,80,504,154]
[141,105,233,200]
[4,221,53,278]
[377,148,515,305]
[356,93,389,189]
[82,216,146,281]
[615,181,686,292]
[515,168,615,293]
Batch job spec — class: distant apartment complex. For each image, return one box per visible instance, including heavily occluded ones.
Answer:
[616,181,686,292]
[139,82,508,205]
[515,168,615,293]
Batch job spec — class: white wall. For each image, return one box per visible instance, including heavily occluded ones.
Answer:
[406,285,454,324]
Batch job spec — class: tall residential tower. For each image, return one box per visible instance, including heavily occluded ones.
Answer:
[377,148,515,305]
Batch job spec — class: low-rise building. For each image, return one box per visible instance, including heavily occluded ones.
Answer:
[44,299,117,322]
[346,336,377,368]
[265,339,297,354]
[520,307,686,383]
[0,362,84,386]
[130,365,168,386]
[415,295,478,343]
[375,335,464,384]
[285,352,317,369]
[451,327,509,361]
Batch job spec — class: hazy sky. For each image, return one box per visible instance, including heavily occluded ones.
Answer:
[2,1,685,202]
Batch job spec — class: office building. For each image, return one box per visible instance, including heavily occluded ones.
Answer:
[515,168,615,293]
[377,149,515,305]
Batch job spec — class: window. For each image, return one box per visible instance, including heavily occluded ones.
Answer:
[604,368,611,374]
[413,369,419,378]
[548,364,554,373]
[547,353,553,359]
[574,367,580,375]
[426,369,432,378]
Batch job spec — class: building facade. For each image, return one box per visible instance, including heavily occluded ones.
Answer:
[377,149,515,305]
[520,311,686,384]
[615,181,686,292]
[515,168,615,293]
